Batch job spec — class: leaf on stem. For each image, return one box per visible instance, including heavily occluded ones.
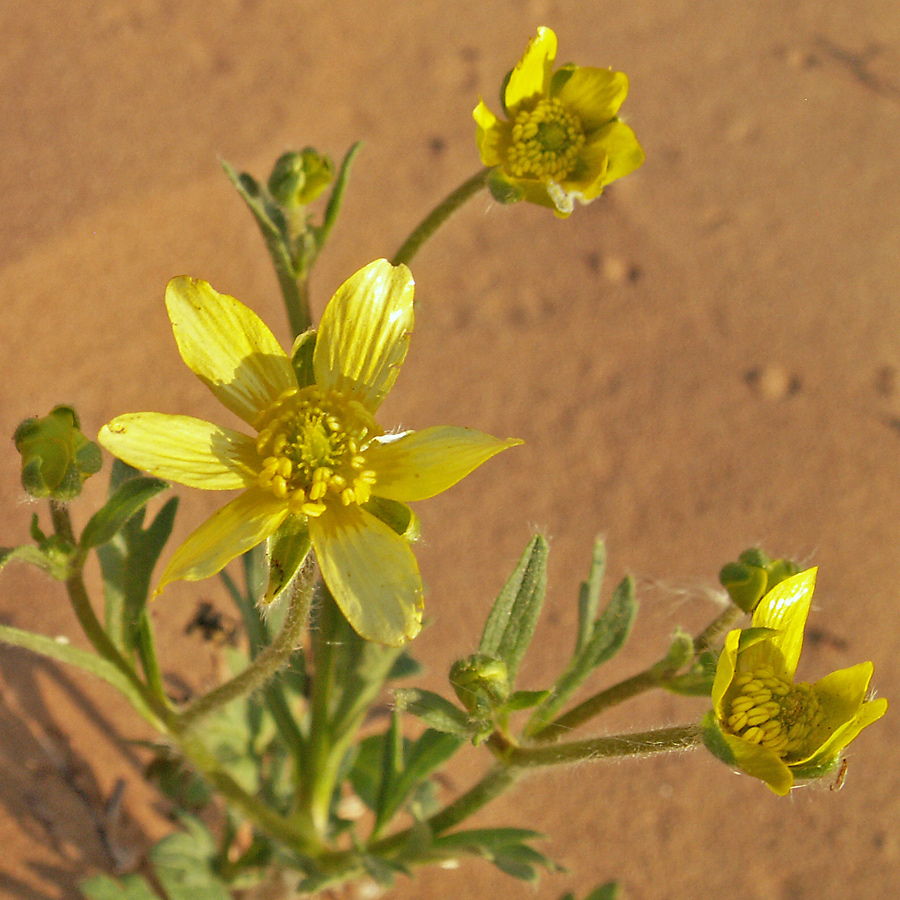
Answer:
[394,688,477,737]
[0,623,161,726]
[479,535,549,684]
[527,575,637,736]
[80,474,170,549]
[150,814,233,900]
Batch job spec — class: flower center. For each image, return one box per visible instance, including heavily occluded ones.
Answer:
[506,98,585,181]
[253,386,380,518]
[725,665,824,759]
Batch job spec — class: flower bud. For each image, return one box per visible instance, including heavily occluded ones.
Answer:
[719,549,800,614]
[449,653,509,714]
[13,406,102,500]
[268,148,334,208]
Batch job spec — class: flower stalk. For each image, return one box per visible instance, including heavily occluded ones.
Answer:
[391,168,490,267]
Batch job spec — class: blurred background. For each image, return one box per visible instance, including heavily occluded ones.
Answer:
[1,1,899,897]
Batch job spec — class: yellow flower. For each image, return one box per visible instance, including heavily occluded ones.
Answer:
[98,260,521,646]
[704,568,887,795]
[473,26,644,217]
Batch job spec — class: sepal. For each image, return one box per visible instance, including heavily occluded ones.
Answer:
[14,405,102,500]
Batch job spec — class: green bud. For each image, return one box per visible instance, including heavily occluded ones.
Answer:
[268,148,335,208]
[720,549,802,613]
[449,653,509,713]
[13,406,102,500]
[719,561,768,613]
[486,168,525,205]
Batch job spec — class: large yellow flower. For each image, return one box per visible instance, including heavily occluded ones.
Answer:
[473,26,644,217]
[704,568,887,795]
[98,260,520,646]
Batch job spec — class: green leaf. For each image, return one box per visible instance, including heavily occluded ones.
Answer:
[375,729,463,834]
[221,159,299,299]
[81,476,169,549]
[663,650,718,697]
[582,882,620,900]
[0,624,161,726]
[503,689,551,711]
[80,874,161,900]
[316,141,363,250]
[576,539,606,654]
[479,535,549,683]
[150,815,232,900]
[387,650,423,681]
[526,576,637,737]
[98,493,178,653]
[263,515,311,603]
[349,734,391,811]
[0,542,73,580]
[431,828,555,884]
[393,688,476,737]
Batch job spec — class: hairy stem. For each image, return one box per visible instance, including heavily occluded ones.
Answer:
[177,575,313,731]
[391,168,490,267]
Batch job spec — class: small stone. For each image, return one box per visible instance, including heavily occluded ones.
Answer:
[745,365,800,400]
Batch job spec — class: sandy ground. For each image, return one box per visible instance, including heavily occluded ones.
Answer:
[2,1,899,898]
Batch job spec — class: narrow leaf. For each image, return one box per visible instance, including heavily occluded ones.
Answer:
[479,535,549,683]
[317,141,362,248]
[576,539,606,654]
[0,624,160,726]
[80,476,169,548]
[80,874,161,900]
[375,730,463,834]
[393,688,475,737]
[150,816,232,900]
[527,576,637,737]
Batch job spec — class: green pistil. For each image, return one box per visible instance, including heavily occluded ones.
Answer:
[726,666,824,758]
[254,386,380,515]
[506,98,585,181]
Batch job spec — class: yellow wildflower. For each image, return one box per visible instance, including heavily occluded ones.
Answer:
[473,26,644,217]
[704,568,887,795]
[98,260,521,646]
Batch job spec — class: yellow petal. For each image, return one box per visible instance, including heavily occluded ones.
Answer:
[99,413,259,489]
[553,66,628,130]
[473,99,507,167]
[366,427,522,502]
[156,488,288,593]
[562,139,610,201]
[588,119,645,186]
[310,503,423,646]
[165,276,296,426]
[804,662,887,762]
[747,567,816,679]
[314,260,415,414]
[711,628,740,718]
[723,733,794,796]
[505,26,557,113]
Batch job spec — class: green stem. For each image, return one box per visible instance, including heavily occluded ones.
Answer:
[177,575,313,731]
[52,503,173,730]
[391,168,490,267]
[694,604,744,653]
[533,604,747,743]
[501,725,701,769]
[176,730,322,854]
[300,584,339,837]
[533,669,661,742]
[135,610,169,709]
[220,567,307,757]
[280,271,312,340]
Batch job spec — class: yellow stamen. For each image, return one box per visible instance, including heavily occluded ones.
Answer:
[254,385,382,516]
[725,665,825,760]
[506,97,585,181]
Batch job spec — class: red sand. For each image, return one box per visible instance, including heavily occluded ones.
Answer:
[2,3,898,898]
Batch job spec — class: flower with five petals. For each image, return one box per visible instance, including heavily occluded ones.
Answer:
[473,26,644,217]
[703,568,887,795]
[99,260,521,646]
